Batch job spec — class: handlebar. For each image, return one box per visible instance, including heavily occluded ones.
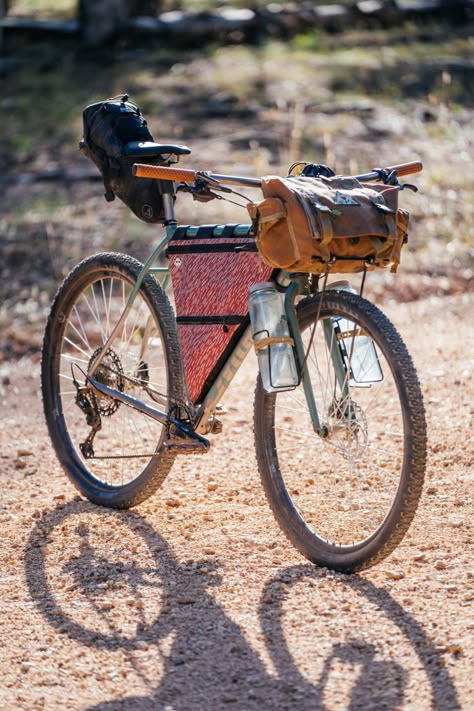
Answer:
[132,163,261,187]
[355,161,423,181]
[132,160,422,188]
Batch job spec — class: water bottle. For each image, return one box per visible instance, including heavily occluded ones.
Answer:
[328,281,383,386]
[248,282,299,392]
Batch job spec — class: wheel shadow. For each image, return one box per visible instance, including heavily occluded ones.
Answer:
[24,503,460,710]
[259,564,461,711]
[24,500,289,709]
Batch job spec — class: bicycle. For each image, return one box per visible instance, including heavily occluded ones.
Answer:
[41,152,427,572]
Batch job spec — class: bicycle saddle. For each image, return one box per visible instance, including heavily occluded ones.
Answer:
[123,141,192,158]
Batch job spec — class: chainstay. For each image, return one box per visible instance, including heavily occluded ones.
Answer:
[86,452,162,459]
[80,357,188,410]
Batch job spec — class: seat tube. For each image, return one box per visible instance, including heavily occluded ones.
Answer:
[284,280,322,434]
[89,196,176,379]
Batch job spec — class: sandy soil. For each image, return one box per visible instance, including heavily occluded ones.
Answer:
[0,291,473,710]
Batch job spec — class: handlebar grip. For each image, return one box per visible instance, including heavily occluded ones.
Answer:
[133,164,197,183]
[385,161,423,177]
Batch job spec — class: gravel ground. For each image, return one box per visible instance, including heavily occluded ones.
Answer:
[0,291,473,710]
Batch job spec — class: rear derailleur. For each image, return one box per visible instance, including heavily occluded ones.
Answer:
[74,385,102,460]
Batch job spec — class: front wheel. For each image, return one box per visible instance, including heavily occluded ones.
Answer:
[254,290,427,572]
[41,253,186,508]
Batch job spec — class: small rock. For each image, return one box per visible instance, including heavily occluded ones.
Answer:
[176,597,196,605]
[165,497,181,508]
[448,518,463,528]
[445,643,464,655]
[99,602,114,611]
[207,481,218,491]
[426,486,438,495]
[385,569,405,580]
[434,560,447,570]
[350,639,367,649]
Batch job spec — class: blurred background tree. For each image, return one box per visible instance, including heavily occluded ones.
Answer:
[78,1,163,44]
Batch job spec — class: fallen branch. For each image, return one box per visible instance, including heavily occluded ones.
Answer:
[0,1,471,47]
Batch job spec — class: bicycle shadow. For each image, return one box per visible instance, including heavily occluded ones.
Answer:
[24,503,460,710]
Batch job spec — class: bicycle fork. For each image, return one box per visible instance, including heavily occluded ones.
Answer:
[284,277,351,438]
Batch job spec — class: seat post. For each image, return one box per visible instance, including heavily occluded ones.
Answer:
[162,192,176,223]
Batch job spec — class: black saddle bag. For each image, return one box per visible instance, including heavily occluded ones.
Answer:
[80,94,165,223]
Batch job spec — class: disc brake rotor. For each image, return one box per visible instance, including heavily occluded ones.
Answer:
[327,400,369,458]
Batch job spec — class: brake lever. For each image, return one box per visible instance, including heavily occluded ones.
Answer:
[196,172,233,194]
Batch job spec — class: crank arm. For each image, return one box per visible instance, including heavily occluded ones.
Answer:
[86,376,210,448]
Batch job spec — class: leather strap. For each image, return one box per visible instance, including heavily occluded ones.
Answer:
[254,335,295,352]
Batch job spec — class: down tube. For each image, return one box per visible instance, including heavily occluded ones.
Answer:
[195,325,254,434]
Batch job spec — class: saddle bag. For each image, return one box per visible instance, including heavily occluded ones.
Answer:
[80,94,166,223]
[247,175,409,275]
[167,225,272,404]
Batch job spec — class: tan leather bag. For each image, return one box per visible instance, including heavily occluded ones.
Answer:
[247,175,409,274]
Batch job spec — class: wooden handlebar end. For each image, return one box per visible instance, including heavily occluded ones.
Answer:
[386,160,423,177]
[133,163,197,183]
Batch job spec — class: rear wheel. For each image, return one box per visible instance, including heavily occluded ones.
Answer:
[254,290,426,572]
[42,253,186,508]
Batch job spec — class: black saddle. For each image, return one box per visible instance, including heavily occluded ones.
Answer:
[123,141,192,159]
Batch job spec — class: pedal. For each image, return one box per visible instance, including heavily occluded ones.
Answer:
[164,438,211,454]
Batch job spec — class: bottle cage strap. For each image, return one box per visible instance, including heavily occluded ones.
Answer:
[254,335,295,352]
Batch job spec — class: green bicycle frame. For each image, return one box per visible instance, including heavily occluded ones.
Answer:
[86,192,343,441]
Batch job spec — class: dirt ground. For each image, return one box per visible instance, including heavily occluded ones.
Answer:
[0,289,472,710]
